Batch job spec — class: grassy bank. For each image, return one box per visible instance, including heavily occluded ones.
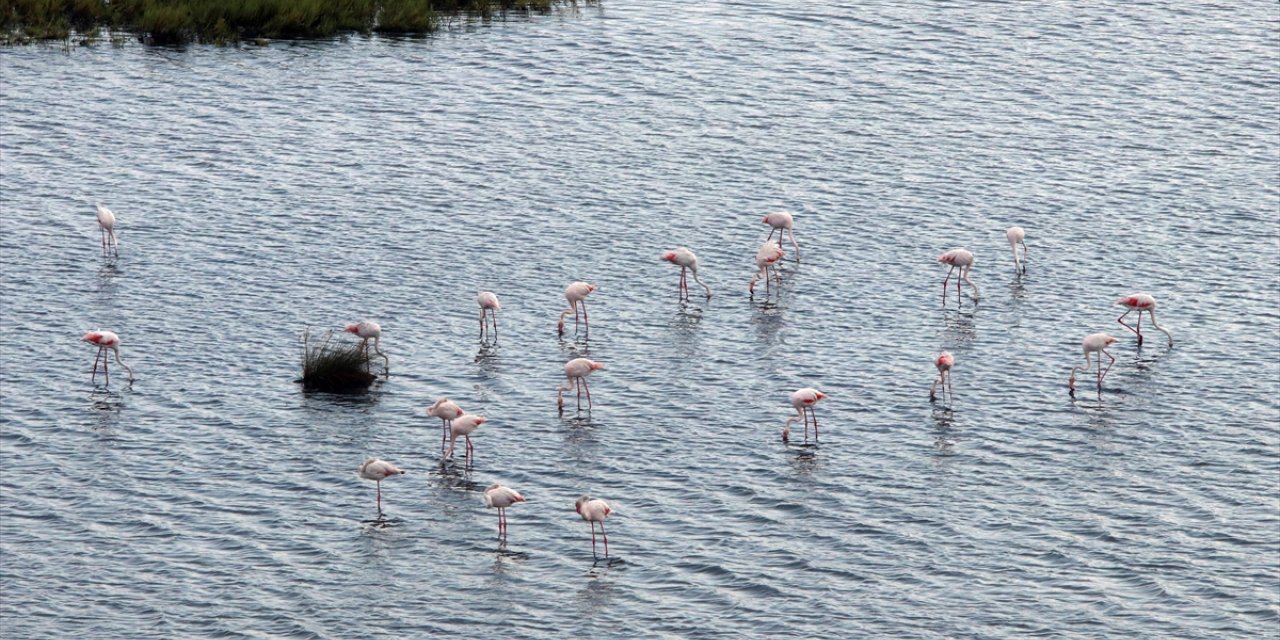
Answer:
[1,0,589,45]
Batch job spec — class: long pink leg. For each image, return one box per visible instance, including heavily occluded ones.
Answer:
[582,301,589,335]
[1099,349,1116,390]
[104,354,109,386]
[766,227,778,245]
[492,312,498,341]
[956,272,962,305]
[91,347,103,383]
[376,480,382,512]
[584,379,593,408]
[1136,312,1144,345]
[442,419,449,452]
[590,522,598,556]
[480,310,486,340]
[466,436,474,459]
[811,407,820,442]
[942,266,954,305]
[601,522,609,557]
[1116,309,1140,342]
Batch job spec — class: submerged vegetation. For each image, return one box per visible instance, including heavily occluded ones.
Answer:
[1,0,590,45]
[300,328,378,393]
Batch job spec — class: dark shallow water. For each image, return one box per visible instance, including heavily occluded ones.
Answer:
[2,2,1278,638]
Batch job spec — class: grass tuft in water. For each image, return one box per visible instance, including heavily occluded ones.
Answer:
[300,328,377,393]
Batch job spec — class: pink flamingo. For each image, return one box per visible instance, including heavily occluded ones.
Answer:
[344,320,388,372]
[1115,293,1172,347]
[444,414,486,462]
[558,358,604,412]
[82,330,134,386]
[748,241,785,294]
[484,483,526,539]
[95,204,118,256]
[427,398,464,452]
[663,247,712,300]
[575,495,614,557]
[477,291,501,341]
[1069,333,1119,396]
[358,458,405,514]
[930,351,954,403]
[938,248,979,305]
[1006,227,1027,274]
[762,211,800,258]
[557,282,597,337]
[782,388,827,443]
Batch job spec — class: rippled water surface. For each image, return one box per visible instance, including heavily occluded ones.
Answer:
[3,2,1278,637]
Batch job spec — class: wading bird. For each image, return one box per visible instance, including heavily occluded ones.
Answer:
[938,248,979,305]
[762,211,799,258]
[575,495,614,558]
[1006,226,1027,274]
[344,320,389,372]
[558,282,597,337]
[1069,333,1119,396]
[930,351,954,403]
[444,414,486,462]
[477,291,501,341]
[82,330,134,386]
[558,358,604,412]
[427,398,464,452]
[95,204,119,256]
[1115,293,1172,347]
[358,458,405,514]
[663,247,712,300]
[484,484,526,540]
[749,241,785,294]
[783,388,827,443]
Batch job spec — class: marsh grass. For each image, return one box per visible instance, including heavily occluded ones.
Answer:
[300,328,377,393]
[1,0,591,46]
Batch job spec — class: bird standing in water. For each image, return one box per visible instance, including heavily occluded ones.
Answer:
[749,241,785,295]
[444,414,486,462]
[358,458,404,514]
[930,351,954,404]
[575,495,614,558]
[1006,226,1027,274]
[663,247,712,301]
[1069,333,1119,396]
[95,204,119,256]
[558,358,604,412]
[427,398,464,452]
[484,484,526,540]
[558,282,597,337]
[477,291,501,342]
[82,330,135,386]
[783,388,827,443]
[938,248,979,305]
[344,320,389,372]
[1115,293,1172,347]
[762,211,800,258]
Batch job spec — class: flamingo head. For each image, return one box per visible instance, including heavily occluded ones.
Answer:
[662,251,677,263]
[782,426,790,442]
[815,391,827,401]
[343,323,359,334]
[1105,336,1119,346]
[589,361,605,371]
[587,284,598,293]
[82,331,102,344]
[575,495,590,514]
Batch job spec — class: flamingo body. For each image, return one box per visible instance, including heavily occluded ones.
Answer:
[762,211,800,257]
[558,358,604,411]
[485,483,526,539]
[1006,226,1027,273]
[663,247,712,300]
[783,388,827,443]
[575,495,614,557]
[358,457,405,513]
[82,330,134,385]
[477,291,501,341]
[558,282,597,336]
[1115,293,1172,347]
[1069,332,1120,395]
[749,241,785,293]
[937,248,980,304]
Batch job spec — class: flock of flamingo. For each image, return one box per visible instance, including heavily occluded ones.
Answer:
[84,205,1173,559]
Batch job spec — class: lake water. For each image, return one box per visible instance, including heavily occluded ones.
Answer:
[2,2,1277,637]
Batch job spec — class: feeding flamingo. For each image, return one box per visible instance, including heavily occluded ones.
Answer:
[557,282,597,337]
[575,495,614,558]
[1115,293,1172,347]
[930,351,955,403]
[344,320,389,372]
[938,248,979,305]
[782,388,827,443]
[477,291,501,341]
[427,398,464,452]
[358,458,405,514]
[95,204,119,256]
[557,358,604,412]
[1006,227,1027,274]
[444,414,486,462]
[762,211,800,258]
[484,483,526,539]
[1069,332,1119,396]
[748,241,785,294]
[82,330,134,386]
[663,247,712,300]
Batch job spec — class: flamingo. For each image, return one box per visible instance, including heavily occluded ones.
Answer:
[427,398,464,452]
[1069,332,1119,396]
[82,330,134,386]
[1115,293,1172,347]
[95,204,118,256]
[484,484,526,539]
[1006,226,1027,274]
[782,388,827,443]
[748,241,785,294]
[762,211,800,258]
[477,291,501,341]
[557,282,597,337]
[662,247,712,300]
[344,320,389,372]
[929,351,954,403]
[557,358,604,412]
[444,414,486,462]
[358,458,405,514]
[575,495,614,557]
[938,248,979,305]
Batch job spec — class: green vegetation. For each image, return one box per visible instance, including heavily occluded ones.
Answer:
[300,328,377,393]
[0,0,590,45]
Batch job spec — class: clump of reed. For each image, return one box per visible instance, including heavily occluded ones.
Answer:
[300,328,377,393]
[2,0,593,46]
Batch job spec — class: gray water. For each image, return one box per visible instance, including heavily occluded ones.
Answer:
[2,2,1278,638]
